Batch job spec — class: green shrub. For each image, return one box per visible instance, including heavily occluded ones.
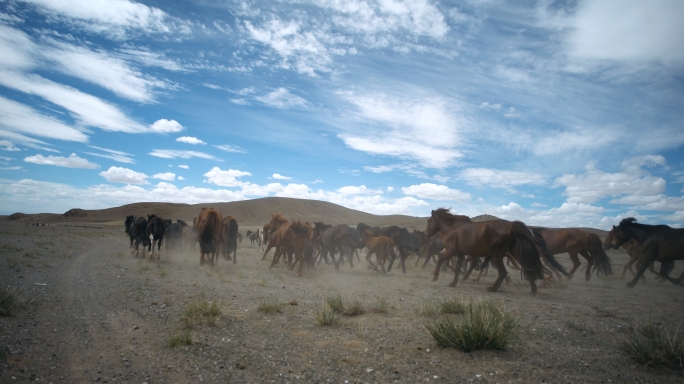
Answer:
[326,295,344,314]
[181,301,222,328]
[315,301,340,326]
[258,298,285,314]
[621,319,684,367]
[168,330,192,347]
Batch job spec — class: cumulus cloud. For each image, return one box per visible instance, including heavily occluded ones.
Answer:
[203,167,252,187]
[459,168,545,189]
[176,136,206,145]
[337,185,383,195]
[272,173,291,180]
[24,153,98,169]
[150,119,184,133]
[99,166,148,184]
[255,88,308,109]
[402,183,470,201]
[152,172,175,181]
[178,164,189,169]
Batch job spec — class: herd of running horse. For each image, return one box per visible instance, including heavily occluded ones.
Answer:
[123,207,684,294]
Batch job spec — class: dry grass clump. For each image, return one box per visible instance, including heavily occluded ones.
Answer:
[425,299,519,352]
[0,286,33,316]
[416,301,440,317]
[342,300,365,317]
[168,330,192,347]
[325,294,344,313]
[258,297,285,314]
[439,297,467,315]
[181,301,222,328]
[370,296,389,313]
[621,319,684,368]
[6,255,19,269]
[315,300,340,326]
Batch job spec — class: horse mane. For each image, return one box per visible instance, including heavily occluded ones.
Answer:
[271,213,288,224]
[619,217,671,230]
[432,208,472,223]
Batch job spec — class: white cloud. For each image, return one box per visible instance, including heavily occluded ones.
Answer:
[20,0,180,37]
[566,0,684,65]
[0,96,89,142]
[459,168,545,189]
[177,176,185,181]
[554,158,666,203]
[338,91,464,168]
[255,88,308,109]
[214,144,247,153]
[176,136,206,145]
[387,186,394,192]
[272,173,291,180]
[85,145,135,164]
[178,164,189,169]
[150,119,184,133]
[99,166,148,184]
[203,167,252,187]
[24,153,98,169]
[337,185,383,195]
[0,140,20,151]
[149,149,220,161]
[402,183,470,201]
[152,172,175,181]
[0,71,148,133]
[532,126,620,156]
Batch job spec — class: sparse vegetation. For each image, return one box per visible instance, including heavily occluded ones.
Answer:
[258,297,285,314]
[355,320,367,338]
[426,299,519,352]
[370,296,389,314]
[621,319,684,368]
[342,300,365,316]
[565,320,587,332]
[168,330,192,347]
[181,301,222,328]
[315,300,340,326]
[6,255,18,269]
[325,294,344,314]
[0,286,32,316]
[416,300,439,317]
[439,297,467,315]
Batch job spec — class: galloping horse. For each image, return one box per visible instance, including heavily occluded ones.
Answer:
[356,223,422,274]
[221,216,239,264]
[312,223,356,271]
[124,215,135,249]
[605,218,684,288]
[532,227,612,281]
[196,208,222,266]
[131,217,150,258]
[603,232,673,281]
[360,230,394,273]
[426,208,560,295]
[146,214,166,260]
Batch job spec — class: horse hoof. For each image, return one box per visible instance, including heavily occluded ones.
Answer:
[585,275,591,282]
[565,276,573,282]
[432,274,439,282]
[448,282,457,288]
[486,286,496,292]
[626,282,636,288]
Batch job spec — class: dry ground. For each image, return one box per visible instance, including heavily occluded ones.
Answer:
[1,221,683,383]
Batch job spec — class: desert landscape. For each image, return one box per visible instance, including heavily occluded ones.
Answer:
[1,197,683,383]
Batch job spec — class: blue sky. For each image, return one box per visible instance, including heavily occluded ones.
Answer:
[0,0,683,229]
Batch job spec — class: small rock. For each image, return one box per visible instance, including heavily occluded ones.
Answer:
[236,363,245,370]
[133,326,139,330]
[366,368,373,373]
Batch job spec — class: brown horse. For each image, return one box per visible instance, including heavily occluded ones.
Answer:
[426,208,558,295]
[221,216,239,264]
[261,214,288,261]
[360,230,394,273]
[605,218,684,287]
[265,216,312,276]
[533,227,612,281]
[603,231,674,282]
[196,208,222,266]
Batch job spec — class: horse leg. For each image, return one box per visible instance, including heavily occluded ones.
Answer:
[473,256,492,283]
[657,260,681,285]
[158,237,163,260]
[448,254,466,287]
[486,256,509,293]
[399,248,407,274]
[269,247,283,269]
[566,251,581,281]
[232,246,237,265]
[463,256,479,281]
[621,254,638,279]
[579,251,593,281]
[627,249,657,288]
[432,250,455,281]
[386,247,398,273]
[261,243,274,261]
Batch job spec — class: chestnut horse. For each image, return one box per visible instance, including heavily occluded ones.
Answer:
[426,208,558,295]
[605,218,684,288]
[265,215,312,276]
[532,227,612,281]
[361,230,394,273]
[261,214,289,262]
[221,216,239,264]
[196,208,222,266]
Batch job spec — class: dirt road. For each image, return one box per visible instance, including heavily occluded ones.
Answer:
[1,222,683,383]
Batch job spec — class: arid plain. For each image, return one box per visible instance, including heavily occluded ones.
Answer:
[1,197,683,383]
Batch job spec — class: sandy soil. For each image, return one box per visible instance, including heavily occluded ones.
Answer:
[1,221,683,383]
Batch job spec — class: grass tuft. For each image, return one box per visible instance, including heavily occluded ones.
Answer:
[168,330,192,347]
[257,298,285,314]
[621,319,684,368]
[6,256,19,269]
[370,296,389,314]
[425,299,519,352]
[181,301,222,328]
[326,294,344,314]
[0,286,32,316]
[342,300,365,317]
[416,301,439,317]
[315,301,340,326]
[439,297,467,315]
[565,320,587,332]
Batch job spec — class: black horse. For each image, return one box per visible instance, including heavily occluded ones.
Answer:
[146,214,166,260]
[124,215,136,249]
[606,218,684,288]
[132,217,150,257]
[312,222,356,270]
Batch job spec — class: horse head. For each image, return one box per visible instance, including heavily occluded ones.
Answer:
[609,218,638,249]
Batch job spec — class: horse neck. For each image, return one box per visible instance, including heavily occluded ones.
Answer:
[623,224,652,244]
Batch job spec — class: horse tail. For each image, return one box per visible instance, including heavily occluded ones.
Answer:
[531,230,569,277]
[510,221,547,281]
[586,233,613,276]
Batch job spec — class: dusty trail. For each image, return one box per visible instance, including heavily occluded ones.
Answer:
[1,222,684,383]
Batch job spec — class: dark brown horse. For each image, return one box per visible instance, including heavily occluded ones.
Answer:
[603,232,673,281]
[131,217,150,258]
[605,218,684,288]
[261,214,289,262]
[146,214,166,260]
[221,216,239,264]
[356,223,422,274]
[312,222,358,270]
[196,208,222,266]
[426,208,558,295]
[532,227,612,281]
[124,215,136,249]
